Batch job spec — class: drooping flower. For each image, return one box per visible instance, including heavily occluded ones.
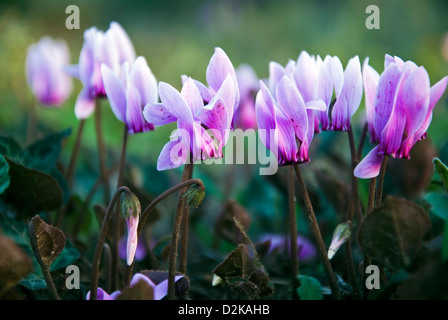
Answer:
[143,47,238,170]
[25,36,72,106]
[354,54,448,179]
[255,75,324,165]
[67,22,136,119]
[233,64,259,130]
[101,56,157,134]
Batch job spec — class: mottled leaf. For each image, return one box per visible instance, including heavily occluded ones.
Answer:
[423,192,448,221]
[358,196,431,270]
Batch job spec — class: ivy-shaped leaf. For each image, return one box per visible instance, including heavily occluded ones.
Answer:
[358,196,431,270]
[433,158,448,191]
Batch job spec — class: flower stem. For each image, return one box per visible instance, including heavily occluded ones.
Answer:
[375,156,388,206]
[287,165,300,299]
[94,100,111,205]
[346,126,362,299]
[179,163,194,275]
[363,176,377,300]
[168,164,199,300]
[90,186,131,300]
[293,164,341,299]
[65,118,86,186]
[123,178,205,287]
[111,125,129,291]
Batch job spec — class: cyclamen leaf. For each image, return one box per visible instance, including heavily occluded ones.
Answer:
[358,196,431,270]
[3,157,63,217]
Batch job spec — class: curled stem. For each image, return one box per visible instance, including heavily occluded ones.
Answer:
[111,125,129,291]
[293,164,341,300]
[123,178,205,287]
[90,186,131,300]
[179,163,194,275]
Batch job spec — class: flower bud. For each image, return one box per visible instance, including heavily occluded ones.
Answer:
[327,222,352,260]
[183,183,205,208]
[121,191,141,266]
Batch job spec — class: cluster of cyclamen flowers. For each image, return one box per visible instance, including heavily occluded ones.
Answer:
[25,22,448,297]
[26,21,448,179]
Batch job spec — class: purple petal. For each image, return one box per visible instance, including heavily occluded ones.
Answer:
[158,82,193,123]
[362,58,380,141]
[108,22,136,65]
[398,66,430,136]
[305,99,326,111]
[182,75,212,103]
[373,63,402,137]
[143,103,176,126]
[101,64,126,122]
[130,273,156,290]
[324,55,344,97]
[130,56,158,106]
[206,47,237,96]
[181,77,204,117]
[196,98,229,146]
[74,88,96,119]
[276,75,308,142]
[269,61,286,92]
[125,84,146,134]
[354,146,384,179]
[126,214,139,266]
[316,55,333,107]
[255,81,277,152]
[153,276,184,300]
[275,108,299,165]
[157,139,187,171]
[294,51,318,102]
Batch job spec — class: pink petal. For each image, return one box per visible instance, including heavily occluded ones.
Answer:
[74,88,96,119]
[143,103,176,126]
[101,64,126,122]
[354,145,384,179]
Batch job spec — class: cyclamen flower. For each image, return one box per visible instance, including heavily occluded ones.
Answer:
[67,22,136,119]
[86,273,184,300]
[258,233,316,261]
[101,56,157,134]
[25,36,72,106]
[354,54,448,179]
[256,76,323,165]
[143,48,238,170]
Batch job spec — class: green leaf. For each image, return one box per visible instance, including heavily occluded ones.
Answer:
[358,196,431,270]
[423,192,448,221]
[19,272,47,290]
[433,158,448,191]
[22,129,71,172]
[297,275,323,300]
[0,154,9,195]
[0,135,23,160]
[2,157,63,217]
